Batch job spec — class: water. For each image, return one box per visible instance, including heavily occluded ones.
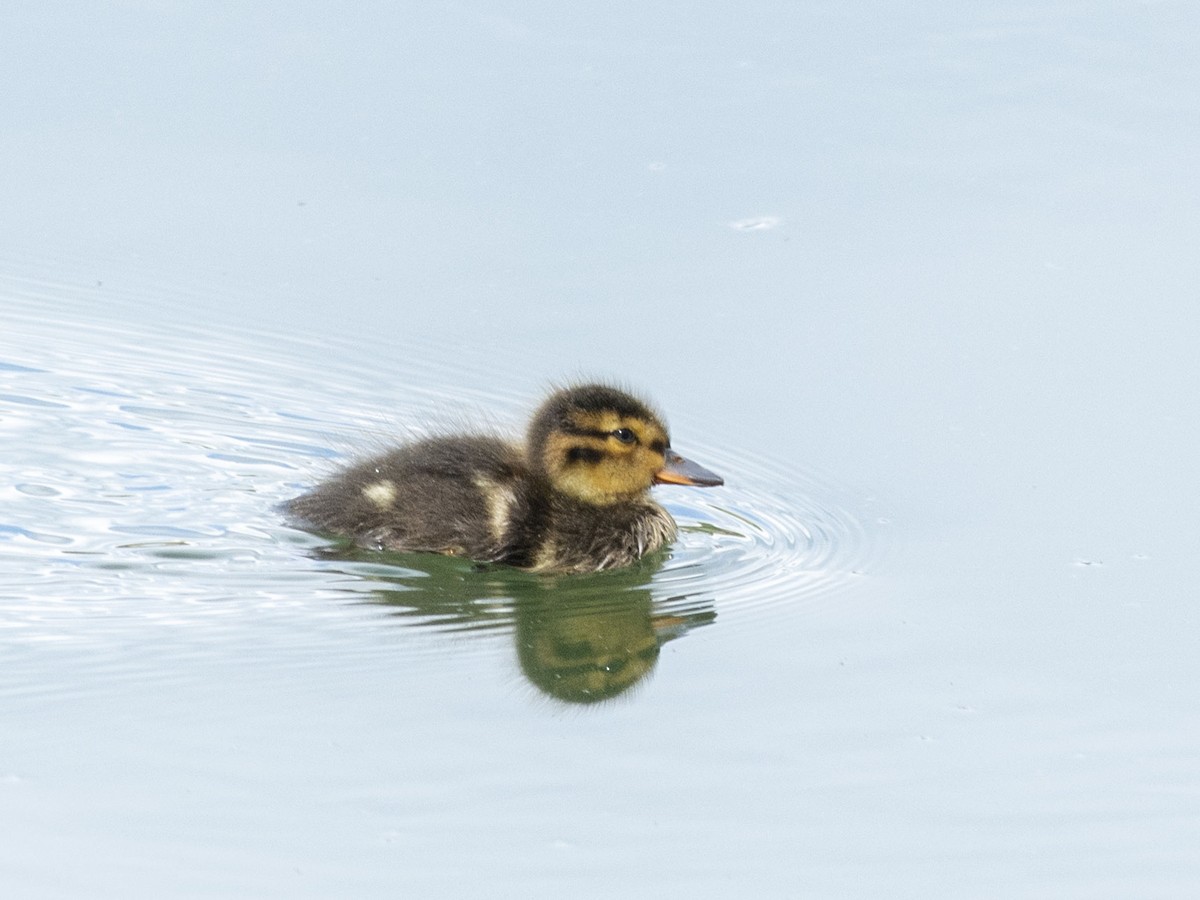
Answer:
[2,272,880,896]
[4,3,1200,897]
[1,272,873,664]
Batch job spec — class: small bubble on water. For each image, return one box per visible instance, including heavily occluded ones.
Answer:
[729,215,782,232]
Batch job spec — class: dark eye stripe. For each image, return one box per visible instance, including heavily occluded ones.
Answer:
[566,446,604,464]
[649,439,666,453]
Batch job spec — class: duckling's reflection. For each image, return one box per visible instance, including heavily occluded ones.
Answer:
[314,543,715,704]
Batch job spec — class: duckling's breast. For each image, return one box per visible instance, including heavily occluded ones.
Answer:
[529,497,676,574]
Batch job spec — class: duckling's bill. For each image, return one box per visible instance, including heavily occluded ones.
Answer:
[654,450,723,487]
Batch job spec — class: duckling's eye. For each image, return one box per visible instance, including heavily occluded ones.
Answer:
[611,428,636,445]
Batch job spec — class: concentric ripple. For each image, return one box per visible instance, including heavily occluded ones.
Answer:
[0,258,885,669]
[652,441,885,626]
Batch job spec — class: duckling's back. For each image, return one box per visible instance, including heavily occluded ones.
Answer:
[284,435,530,561]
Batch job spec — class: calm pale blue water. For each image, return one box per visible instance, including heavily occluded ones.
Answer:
[3,3,1199,898]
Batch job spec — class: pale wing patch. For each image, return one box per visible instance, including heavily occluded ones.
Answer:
[361,480,397,508]
[473,475,516,542]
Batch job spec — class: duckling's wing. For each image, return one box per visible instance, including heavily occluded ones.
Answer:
[285,435,529,560]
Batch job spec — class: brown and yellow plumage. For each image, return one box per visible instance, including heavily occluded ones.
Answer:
[284,384,723,573]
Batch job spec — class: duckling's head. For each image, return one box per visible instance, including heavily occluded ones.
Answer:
[528,384,723,505]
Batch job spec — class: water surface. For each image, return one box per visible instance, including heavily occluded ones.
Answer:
[3,2,1199,897]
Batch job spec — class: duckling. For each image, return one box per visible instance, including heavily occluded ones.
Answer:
[284,383,723,573]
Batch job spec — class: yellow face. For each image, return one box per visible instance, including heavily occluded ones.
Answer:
[541,409,669,505]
